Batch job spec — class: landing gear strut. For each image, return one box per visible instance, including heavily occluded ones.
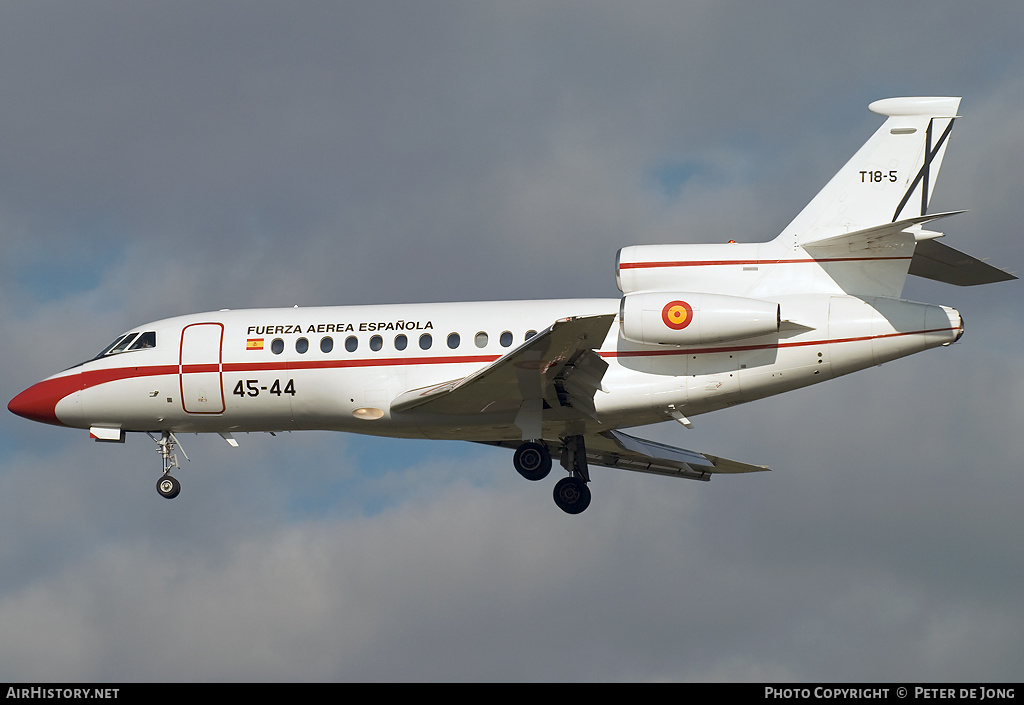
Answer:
[149,431,186,499]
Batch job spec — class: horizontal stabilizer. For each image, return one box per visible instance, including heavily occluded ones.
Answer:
[802,210,965,250]
[909,239,1017,286]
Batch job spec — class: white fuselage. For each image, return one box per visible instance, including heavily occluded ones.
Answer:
[24,293,962,442]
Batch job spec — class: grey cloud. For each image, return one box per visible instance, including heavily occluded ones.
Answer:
[1,2,1022,682]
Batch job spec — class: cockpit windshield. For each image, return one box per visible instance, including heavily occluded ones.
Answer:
[94,331,157,359]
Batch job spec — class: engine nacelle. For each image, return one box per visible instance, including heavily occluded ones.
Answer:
[619,292,780,346]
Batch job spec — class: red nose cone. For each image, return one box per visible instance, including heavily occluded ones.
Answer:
[8,376,79,427]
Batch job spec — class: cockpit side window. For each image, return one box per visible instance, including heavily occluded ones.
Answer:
[128,331,157,350]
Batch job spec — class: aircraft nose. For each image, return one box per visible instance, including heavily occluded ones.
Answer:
[8,375,79,427]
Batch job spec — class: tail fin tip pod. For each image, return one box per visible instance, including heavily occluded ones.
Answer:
[867,96,961,118]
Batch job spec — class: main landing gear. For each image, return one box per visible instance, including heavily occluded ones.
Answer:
[513,441,552,481]
[148,431,187,499]
[513,436,592,515]
[553,476,590,515]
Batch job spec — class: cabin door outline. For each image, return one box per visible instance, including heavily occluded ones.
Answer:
[179,322,225,414]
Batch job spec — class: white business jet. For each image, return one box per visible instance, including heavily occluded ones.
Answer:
[9,97,1014,514]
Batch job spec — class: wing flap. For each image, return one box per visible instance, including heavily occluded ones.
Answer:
[591,430,770,480]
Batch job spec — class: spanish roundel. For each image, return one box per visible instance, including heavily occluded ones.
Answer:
[661,300,693,330]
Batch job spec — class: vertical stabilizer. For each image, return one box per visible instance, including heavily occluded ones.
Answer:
[778,97,961,247]
[618,97,1011,301]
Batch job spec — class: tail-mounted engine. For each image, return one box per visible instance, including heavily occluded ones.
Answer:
[619,292,780,346]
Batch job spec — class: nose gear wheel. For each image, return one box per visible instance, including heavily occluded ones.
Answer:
[148,431,188,500]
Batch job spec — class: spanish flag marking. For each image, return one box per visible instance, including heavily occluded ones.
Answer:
[661,300,693,330]
[246,338,265,351]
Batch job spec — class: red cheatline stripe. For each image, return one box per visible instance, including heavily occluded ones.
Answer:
[180,364,221,374]
[61,327,956,395]
[619,256,912,269]
[83,365,180,385]
[67,355,504,394]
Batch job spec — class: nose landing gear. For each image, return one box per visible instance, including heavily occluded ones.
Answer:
[148,431,187,499]
[157,475,181,499]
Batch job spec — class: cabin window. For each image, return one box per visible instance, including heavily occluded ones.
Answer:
[447,332,460,349]
[345,336,358,353]
[500,331,513,347]
[395,334,408,351]
[271,338,284,354]
[475,332,488,348]
[525,330,538,341]
[419,333,432,350]
[370,335,383,351]
[321,336,333,353]
[295,337,309,354]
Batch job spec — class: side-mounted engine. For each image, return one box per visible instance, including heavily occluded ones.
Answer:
[619,292,780,346]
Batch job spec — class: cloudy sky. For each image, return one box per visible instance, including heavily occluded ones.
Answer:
[1,1,1022,682]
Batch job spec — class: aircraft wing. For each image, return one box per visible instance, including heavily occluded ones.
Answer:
[390,314,615,423]
[483,429,769,482]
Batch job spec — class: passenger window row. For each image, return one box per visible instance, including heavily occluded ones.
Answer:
[270,329,539,355]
